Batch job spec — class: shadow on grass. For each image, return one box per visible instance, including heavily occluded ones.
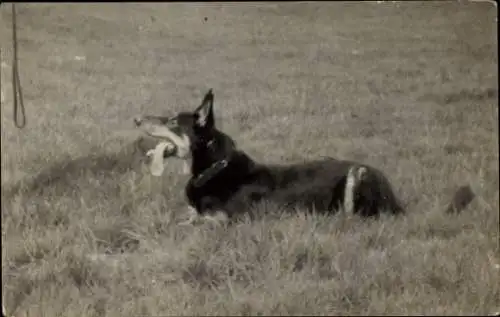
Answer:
[1,136,158,200]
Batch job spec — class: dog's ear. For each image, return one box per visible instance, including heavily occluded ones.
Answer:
[194,89,214,129]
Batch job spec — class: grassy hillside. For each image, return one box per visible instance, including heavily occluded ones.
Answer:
[1,2,498,316]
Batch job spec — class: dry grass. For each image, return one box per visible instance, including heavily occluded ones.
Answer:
[1,2,499,316]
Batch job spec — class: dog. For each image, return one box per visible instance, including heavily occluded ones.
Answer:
[134,89,475,224]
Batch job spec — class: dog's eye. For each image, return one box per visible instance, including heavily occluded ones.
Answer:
[167,118,178,127]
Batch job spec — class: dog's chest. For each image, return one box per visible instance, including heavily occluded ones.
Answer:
[185,175,242,212]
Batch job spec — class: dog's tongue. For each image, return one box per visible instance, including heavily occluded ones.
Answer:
[148,141,173,176]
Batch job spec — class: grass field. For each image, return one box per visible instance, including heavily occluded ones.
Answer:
[1,2,499,316]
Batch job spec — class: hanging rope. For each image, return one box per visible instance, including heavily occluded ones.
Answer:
[11,3,26,129]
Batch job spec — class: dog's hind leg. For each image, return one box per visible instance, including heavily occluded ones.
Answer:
[344,165,367,214]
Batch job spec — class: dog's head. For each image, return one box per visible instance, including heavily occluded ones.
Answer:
[134,89,234,177]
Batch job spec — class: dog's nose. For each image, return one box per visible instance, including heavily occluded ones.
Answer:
[134,117,142,126]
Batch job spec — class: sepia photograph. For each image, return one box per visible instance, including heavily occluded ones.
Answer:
[1,2,498,316]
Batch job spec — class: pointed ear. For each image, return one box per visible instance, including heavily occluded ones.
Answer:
[194,89,214,128]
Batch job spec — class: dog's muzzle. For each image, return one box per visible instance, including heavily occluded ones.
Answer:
[146,141,176,176]
[133,116,179,176]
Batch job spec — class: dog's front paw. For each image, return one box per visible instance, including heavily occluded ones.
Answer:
[202,210,229,226]
[178,206,199,226]
[178,218,196,226]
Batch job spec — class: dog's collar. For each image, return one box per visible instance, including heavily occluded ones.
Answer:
[191,138,233,187]
[192,158,230,188]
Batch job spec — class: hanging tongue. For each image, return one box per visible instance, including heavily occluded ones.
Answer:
[146,141,175,176]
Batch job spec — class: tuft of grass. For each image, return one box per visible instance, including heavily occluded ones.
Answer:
[1,2,498,316]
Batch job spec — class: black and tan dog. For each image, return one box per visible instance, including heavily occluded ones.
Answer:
[134,89,475,225]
